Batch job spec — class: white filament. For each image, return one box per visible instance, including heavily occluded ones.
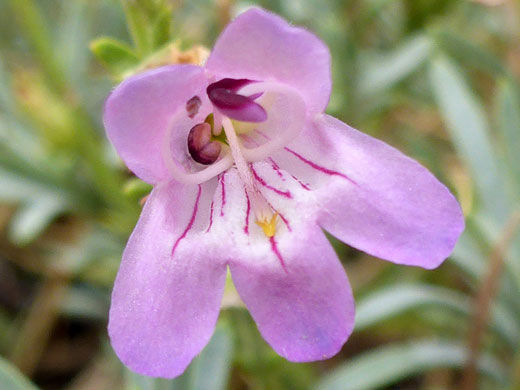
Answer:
[222,118,273,223]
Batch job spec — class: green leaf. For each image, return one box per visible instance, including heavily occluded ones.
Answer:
[152,7,172,48]
[359,35,432,96]
[121,0,153,57]
[90,37,139,77]
[7,0,67,94]
[60,286,109,320]
[57,0,89,84]
[180,322,233,390]
[355,283,520,347]
[0,58,16,114]
[355,284,467,331]
[0,145,98,245]
[452,228,520,316]
[316,340,507,390]
[450,230,485,280]
[496,78,520,190]
[433,31,510,79]
[124,178,153,200]
[8,196,64,245]
[0,148,78,246]
[0,162,71,205]
[125,371,157,390]
[0,357,39,390]
[428,55,511,228]
[125,323,233,390]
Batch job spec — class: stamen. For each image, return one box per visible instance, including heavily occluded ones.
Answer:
[186,96,202,118]
[222,117,277,237]
[207,78,267,123]
[161,109,233,185]
[187,123,222,165]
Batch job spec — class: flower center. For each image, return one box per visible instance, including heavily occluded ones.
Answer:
[162,78,307,236]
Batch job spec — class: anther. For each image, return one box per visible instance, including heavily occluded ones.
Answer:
[188,123,222,165]
[186,96,202,119]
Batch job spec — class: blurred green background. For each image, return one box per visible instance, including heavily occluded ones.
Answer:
[0,0,519,389]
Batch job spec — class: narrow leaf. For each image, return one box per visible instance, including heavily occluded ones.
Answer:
[0,357,39,390]
[355,284,467,331]
[359,35,432,96]
[125,323,233,390]
[434,31,510,79]
[57,0,89,84]
[152,7,172,48]
[355,283,519,347]
[317,340,507,390]
[496,78,520,189]
[185,323,233,390]
[428,56,511,227]
[90,37,139,77]
[8,197,64,246]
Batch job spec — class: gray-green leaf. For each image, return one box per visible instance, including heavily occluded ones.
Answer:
[316,340,507,390]
[0,357,39,390]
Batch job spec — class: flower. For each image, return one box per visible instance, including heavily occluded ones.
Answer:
[103,7,465,378]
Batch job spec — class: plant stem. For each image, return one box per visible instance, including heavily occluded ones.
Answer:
[463,210,520,390]
[9,273,70,376]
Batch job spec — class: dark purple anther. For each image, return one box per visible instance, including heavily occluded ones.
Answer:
[186,96,202,118]
[207,78,267,123]
[187,123,222,165]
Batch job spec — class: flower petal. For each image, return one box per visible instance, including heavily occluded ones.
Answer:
[104,65,208,184]
[210,167,354,362]
[238,81,307,163]
[229,221,354,361]
[272,115,465,269]
[108,180,227,378]
[205,7,331,114]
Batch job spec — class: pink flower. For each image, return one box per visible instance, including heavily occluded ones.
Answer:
[103,7,464,378]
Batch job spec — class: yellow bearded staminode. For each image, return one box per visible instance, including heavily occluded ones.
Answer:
[256,213,278,237]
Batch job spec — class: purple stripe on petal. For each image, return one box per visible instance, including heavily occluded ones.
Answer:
[206,199,215,233]
[284,147,358,185]
[220,173,226,217]
[207,78,267,123]
[171,185,202,256]
[290,173,311,191]
[269,158,285,180]
[244,189,251,235]
[276,209,291,232]
[270,236,287,273]
[251,164,292,199]
[266,200,292,232]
